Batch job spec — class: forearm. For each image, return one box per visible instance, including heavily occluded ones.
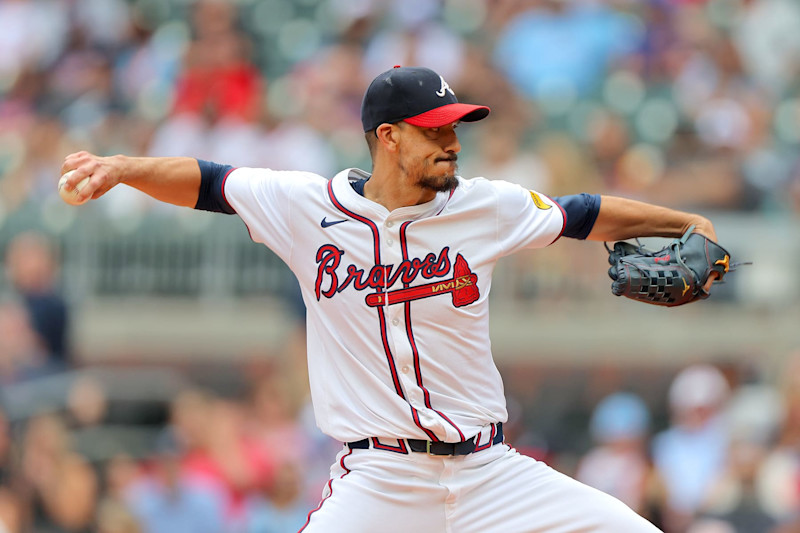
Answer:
[61,152,201,207]
[586,195,716,242]
[116,155,201,207]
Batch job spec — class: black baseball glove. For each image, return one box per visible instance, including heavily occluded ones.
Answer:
[606,227,736,306]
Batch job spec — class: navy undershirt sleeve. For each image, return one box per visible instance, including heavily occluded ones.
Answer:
[552,193,601,240]
[195,159,236,214]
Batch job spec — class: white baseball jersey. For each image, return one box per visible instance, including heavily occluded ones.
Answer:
[223,167,565,443]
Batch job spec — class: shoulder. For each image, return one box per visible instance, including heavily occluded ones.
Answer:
[454,176,520,197]
[457,176,558,209]
[225,168,330,202]
[457,176,535,194]
[230,167,329,186]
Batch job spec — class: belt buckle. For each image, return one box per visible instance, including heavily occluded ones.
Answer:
[426,441,455,456]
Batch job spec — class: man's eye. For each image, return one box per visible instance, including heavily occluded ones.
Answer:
[430,127,440,133]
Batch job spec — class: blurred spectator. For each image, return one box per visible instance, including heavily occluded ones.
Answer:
[162,389,274,528]
[0,300,51,383]
[493,1,642,105]
[0,0,70,88]
[4,231,70,368]
[172,0,263,124]
[685,517,736,533]
[757,354,800,523]
[148,0,264,164]
[94,498,140,533]
[576,392,653,516]
[299,43,366,136]
[123,437,224,533]
[64,374,119,468]
[99,454,143,533]
[49,30,117,137]
[18,413,98,532]
[72,0,133,53]
[363,8,466,83]
[464,117,550,191]
[700,383,783,532]
[731,0,800,97]
[255,119,337,176]
[0,115,77,214]
[0,404,20,533]
[243,460,310,533]
[652,364,731,533]
[248,374,309,468]
[0,407,12,485]
[0,488,22,533]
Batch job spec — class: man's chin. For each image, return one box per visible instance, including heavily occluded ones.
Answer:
[420,173,459,193]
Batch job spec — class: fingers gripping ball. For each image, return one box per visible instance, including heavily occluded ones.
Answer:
[606,227,734,307]
[58,170,91,206]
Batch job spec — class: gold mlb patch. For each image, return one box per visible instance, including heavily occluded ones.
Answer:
[529,191,552,210]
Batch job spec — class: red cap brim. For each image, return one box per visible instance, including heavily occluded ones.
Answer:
[404,103,490,128]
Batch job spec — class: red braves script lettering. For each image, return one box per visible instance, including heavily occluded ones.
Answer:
[315,245,452,300]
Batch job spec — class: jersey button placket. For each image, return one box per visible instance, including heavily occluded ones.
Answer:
[382,218,415,395]
[385,219,396,246]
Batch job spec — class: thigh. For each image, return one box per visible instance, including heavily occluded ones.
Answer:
[301,447,448,533]
[451,445,662,533]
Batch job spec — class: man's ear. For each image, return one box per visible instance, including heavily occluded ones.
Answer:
[375,123,400,153]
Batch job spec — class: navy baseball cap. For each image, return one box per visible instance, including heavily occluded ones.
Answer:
[361,66,490,132]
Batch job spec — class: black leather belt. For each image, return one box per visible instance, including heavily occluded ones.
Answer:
[347,422,503,456]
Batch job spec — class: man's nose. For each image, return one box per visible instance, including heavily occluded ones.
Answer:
[443,130,461,154]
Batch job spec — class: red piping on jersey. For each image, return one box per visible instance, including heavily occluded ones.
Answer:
[371,437,409,454]
[545,193,567,245]
[473,423,497,452]
[219,166,237,213]
[299,447,354,531]
[400,221,466,442]
[327,180,439,442]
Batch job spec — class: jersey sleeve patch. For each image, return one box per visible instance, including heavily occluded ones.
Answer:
[491,180,566,256]
[529,191,552,210]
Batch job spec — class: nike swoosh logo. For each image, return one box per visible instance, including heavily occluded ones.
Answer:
[321,217,347,228]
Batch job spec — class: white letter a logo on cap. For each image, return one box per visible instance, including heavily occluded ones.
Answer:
[436,76,455,97]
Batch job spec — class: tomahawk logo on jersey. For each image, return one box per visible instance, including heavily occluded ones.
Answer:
[221,166,565,443]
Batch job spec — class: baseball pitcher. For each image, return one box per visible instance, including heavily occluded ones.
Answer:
[60,66,733,532]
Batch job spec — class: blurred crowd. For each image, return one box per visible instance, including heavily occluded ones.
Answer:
[569,362,800,533]
[2,0,800,532]
[1,0,800,222]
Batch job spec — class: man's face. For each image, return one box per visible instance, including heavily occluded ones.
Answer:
[395,122,461,193]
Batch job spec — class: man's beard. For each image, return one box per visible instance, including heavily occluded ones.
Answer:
[419,173,459,193]
[417,157,459,193]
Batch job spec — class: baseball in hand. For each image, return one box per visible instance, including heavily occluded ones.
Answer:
[58,170,91,205]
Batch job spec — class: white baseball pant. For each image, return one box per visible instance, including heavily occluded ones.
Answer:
[301,441,661,532]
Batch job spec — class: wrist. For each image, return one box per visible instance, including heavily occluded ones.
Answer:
[110,154,130,184]
[686,216,716,241]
